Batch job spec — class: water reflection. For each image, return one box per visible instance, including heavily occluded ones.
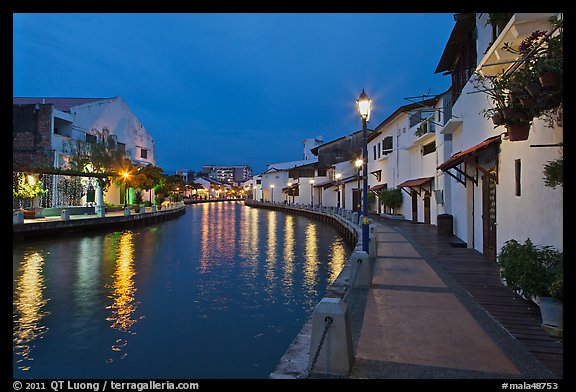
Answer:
[105,231,139,363]
[282,215,295,290]
[13,251,49,372]
[266,211,277,290]
[328,239,347,283]
[304,224,319,294]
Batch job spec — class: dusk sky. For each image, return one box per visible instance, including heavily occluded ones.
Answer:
[13,13,456,175]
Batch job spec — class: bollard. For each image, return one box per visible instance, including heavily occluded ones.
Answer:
[60,209,70,221]
[151,205,157,212]
[309,297,353,376]
[346,210,352,221]
[349,250,371,288]
[369,232,376,258]
[96,205,105,217]
[13,211,24,224]
[352,212,358,225]
[124,207,131,216]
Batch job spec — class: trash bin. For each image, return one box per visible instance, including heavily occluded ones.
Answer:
[437,214,453,236]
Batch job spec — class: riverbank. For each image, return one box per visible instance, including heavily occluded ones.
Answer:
[246,200,562,379]
[12,202,186,240]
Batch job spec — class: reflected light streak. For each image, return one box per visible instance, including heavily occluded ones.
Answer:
[13,251,49,372]
[265,211,277,288]
[106,231,138,361]
[328,239,347,283]
[199,203,210,272]
[304,224,319,292]
[283,215,295,289]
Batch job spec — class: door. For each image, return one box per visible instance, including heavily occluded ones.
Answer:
[423,191,431,224]
[482,171,497,260]
[411,189,418,223]
[352,189,360,212]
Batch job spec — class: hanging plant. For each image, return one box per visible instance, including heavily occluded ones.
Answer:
[13,173,46,201]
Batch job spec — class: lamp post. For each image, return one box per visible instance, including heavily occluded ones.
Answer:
[335,172,341,209]
[309,179,315,207]
[270,184,275,203]
[122,171,129,208]
[356,89,372,253]
[354,158,363,214]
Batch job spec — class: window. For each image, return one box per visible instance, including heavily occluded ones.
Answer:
[86,134,97,144]
[256,179,261,184]
[373,145,377,160]
[317,169,327,177]
[382,136,393,155]
[515,159,521,196]
[140,148,148,159]
[377,142,381,159]
[422,141,436,156]
[117,142,126,153]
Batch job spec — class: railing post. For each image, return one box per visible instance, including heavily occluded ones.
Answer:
[13,210,24,225]
[349,250,371,288]
[60,209,70,221]
[309,297,353,376]
[124,206,131,216]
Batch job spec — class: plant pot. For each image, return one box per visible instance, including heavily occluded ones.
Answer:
[525,80,543,97]
[539,71,561,92]
[538,297,563,328]
[491,112,505,126]
[506,122,531,141]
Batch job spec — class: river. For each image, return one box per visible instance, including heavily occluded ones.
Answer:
[12,201,352,379]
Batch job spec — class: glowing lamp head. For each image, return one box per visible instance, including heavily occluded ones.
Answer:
[356,89,371,121]
[309,179,315,185]
[355,158,363,168]
[122,172,129,179]
[335,173,342,180]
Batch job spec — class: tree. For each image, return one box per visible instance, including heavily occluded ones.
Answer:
[69,127,129,191]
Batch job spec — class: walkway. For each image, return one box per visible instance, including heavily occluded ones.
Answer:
[348,214,562,379]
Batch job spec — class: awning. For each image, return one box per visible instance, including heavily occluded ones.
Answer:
[282,183,299,196]
[369,183,388,192]
[397,177,434,196]
[437,135,501,186]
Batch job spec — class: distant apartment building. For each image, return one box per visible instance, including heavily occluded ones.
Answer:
[201,165,252,184]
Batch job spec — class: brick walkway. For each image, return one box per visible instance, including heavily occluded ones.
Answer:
[348,215,562,379]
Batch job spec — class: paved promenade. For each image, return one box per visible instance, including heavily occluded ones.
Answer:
[346,215,562,379]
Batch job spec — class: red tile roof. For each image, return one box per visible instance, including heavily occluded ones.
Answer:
[437,135,501,171]
[13,97,108,112]
[397,177,434,188]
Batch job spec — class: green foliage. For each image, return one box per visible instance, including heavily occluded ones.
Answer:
[497,239,563,300]
[13,173,47,200]
[379,188,403,211]
[69,127,130,191]
[543,157,563,188]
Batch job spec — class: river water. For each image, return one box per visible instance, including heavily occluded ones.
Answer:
[12,201,352,379]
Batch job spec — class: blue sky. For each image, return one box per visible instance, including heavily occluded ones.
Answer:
[13,13,456,175]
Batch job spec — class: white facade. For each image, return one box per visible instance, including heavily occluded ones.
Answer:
[438,13,563,255]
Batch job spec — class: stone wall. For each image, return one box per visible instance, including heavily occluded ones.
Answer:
[13,104,53,170]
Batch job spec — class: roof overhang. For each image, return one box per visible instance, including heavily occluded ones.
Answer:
[397,177,434,196]
[369,183,388,192]
[435,13,476,74]
[437,135,501,186]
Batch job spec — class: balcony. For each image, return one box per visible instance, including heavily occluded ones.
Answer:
[477,13,559,76]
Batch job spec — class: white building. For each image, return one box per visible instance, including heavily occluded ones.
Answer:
[13,96,156,207]
[367,92,453,223]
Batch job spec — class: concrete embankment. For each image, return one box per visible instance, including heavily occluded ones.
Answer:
[12,203,186,240]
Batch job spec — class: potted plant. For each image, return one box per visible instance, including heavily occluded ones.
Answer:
[497,239,563,332]
[13,173,47,218]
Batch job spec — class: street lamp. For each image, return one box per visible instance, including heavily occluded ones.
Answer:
[356,89,372,253]
[354,158,363,215]
[122,171,130,208]
[335,172,341,209]
[309,179,315,207]
[270,184,275,203]
[287,182,292,204]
